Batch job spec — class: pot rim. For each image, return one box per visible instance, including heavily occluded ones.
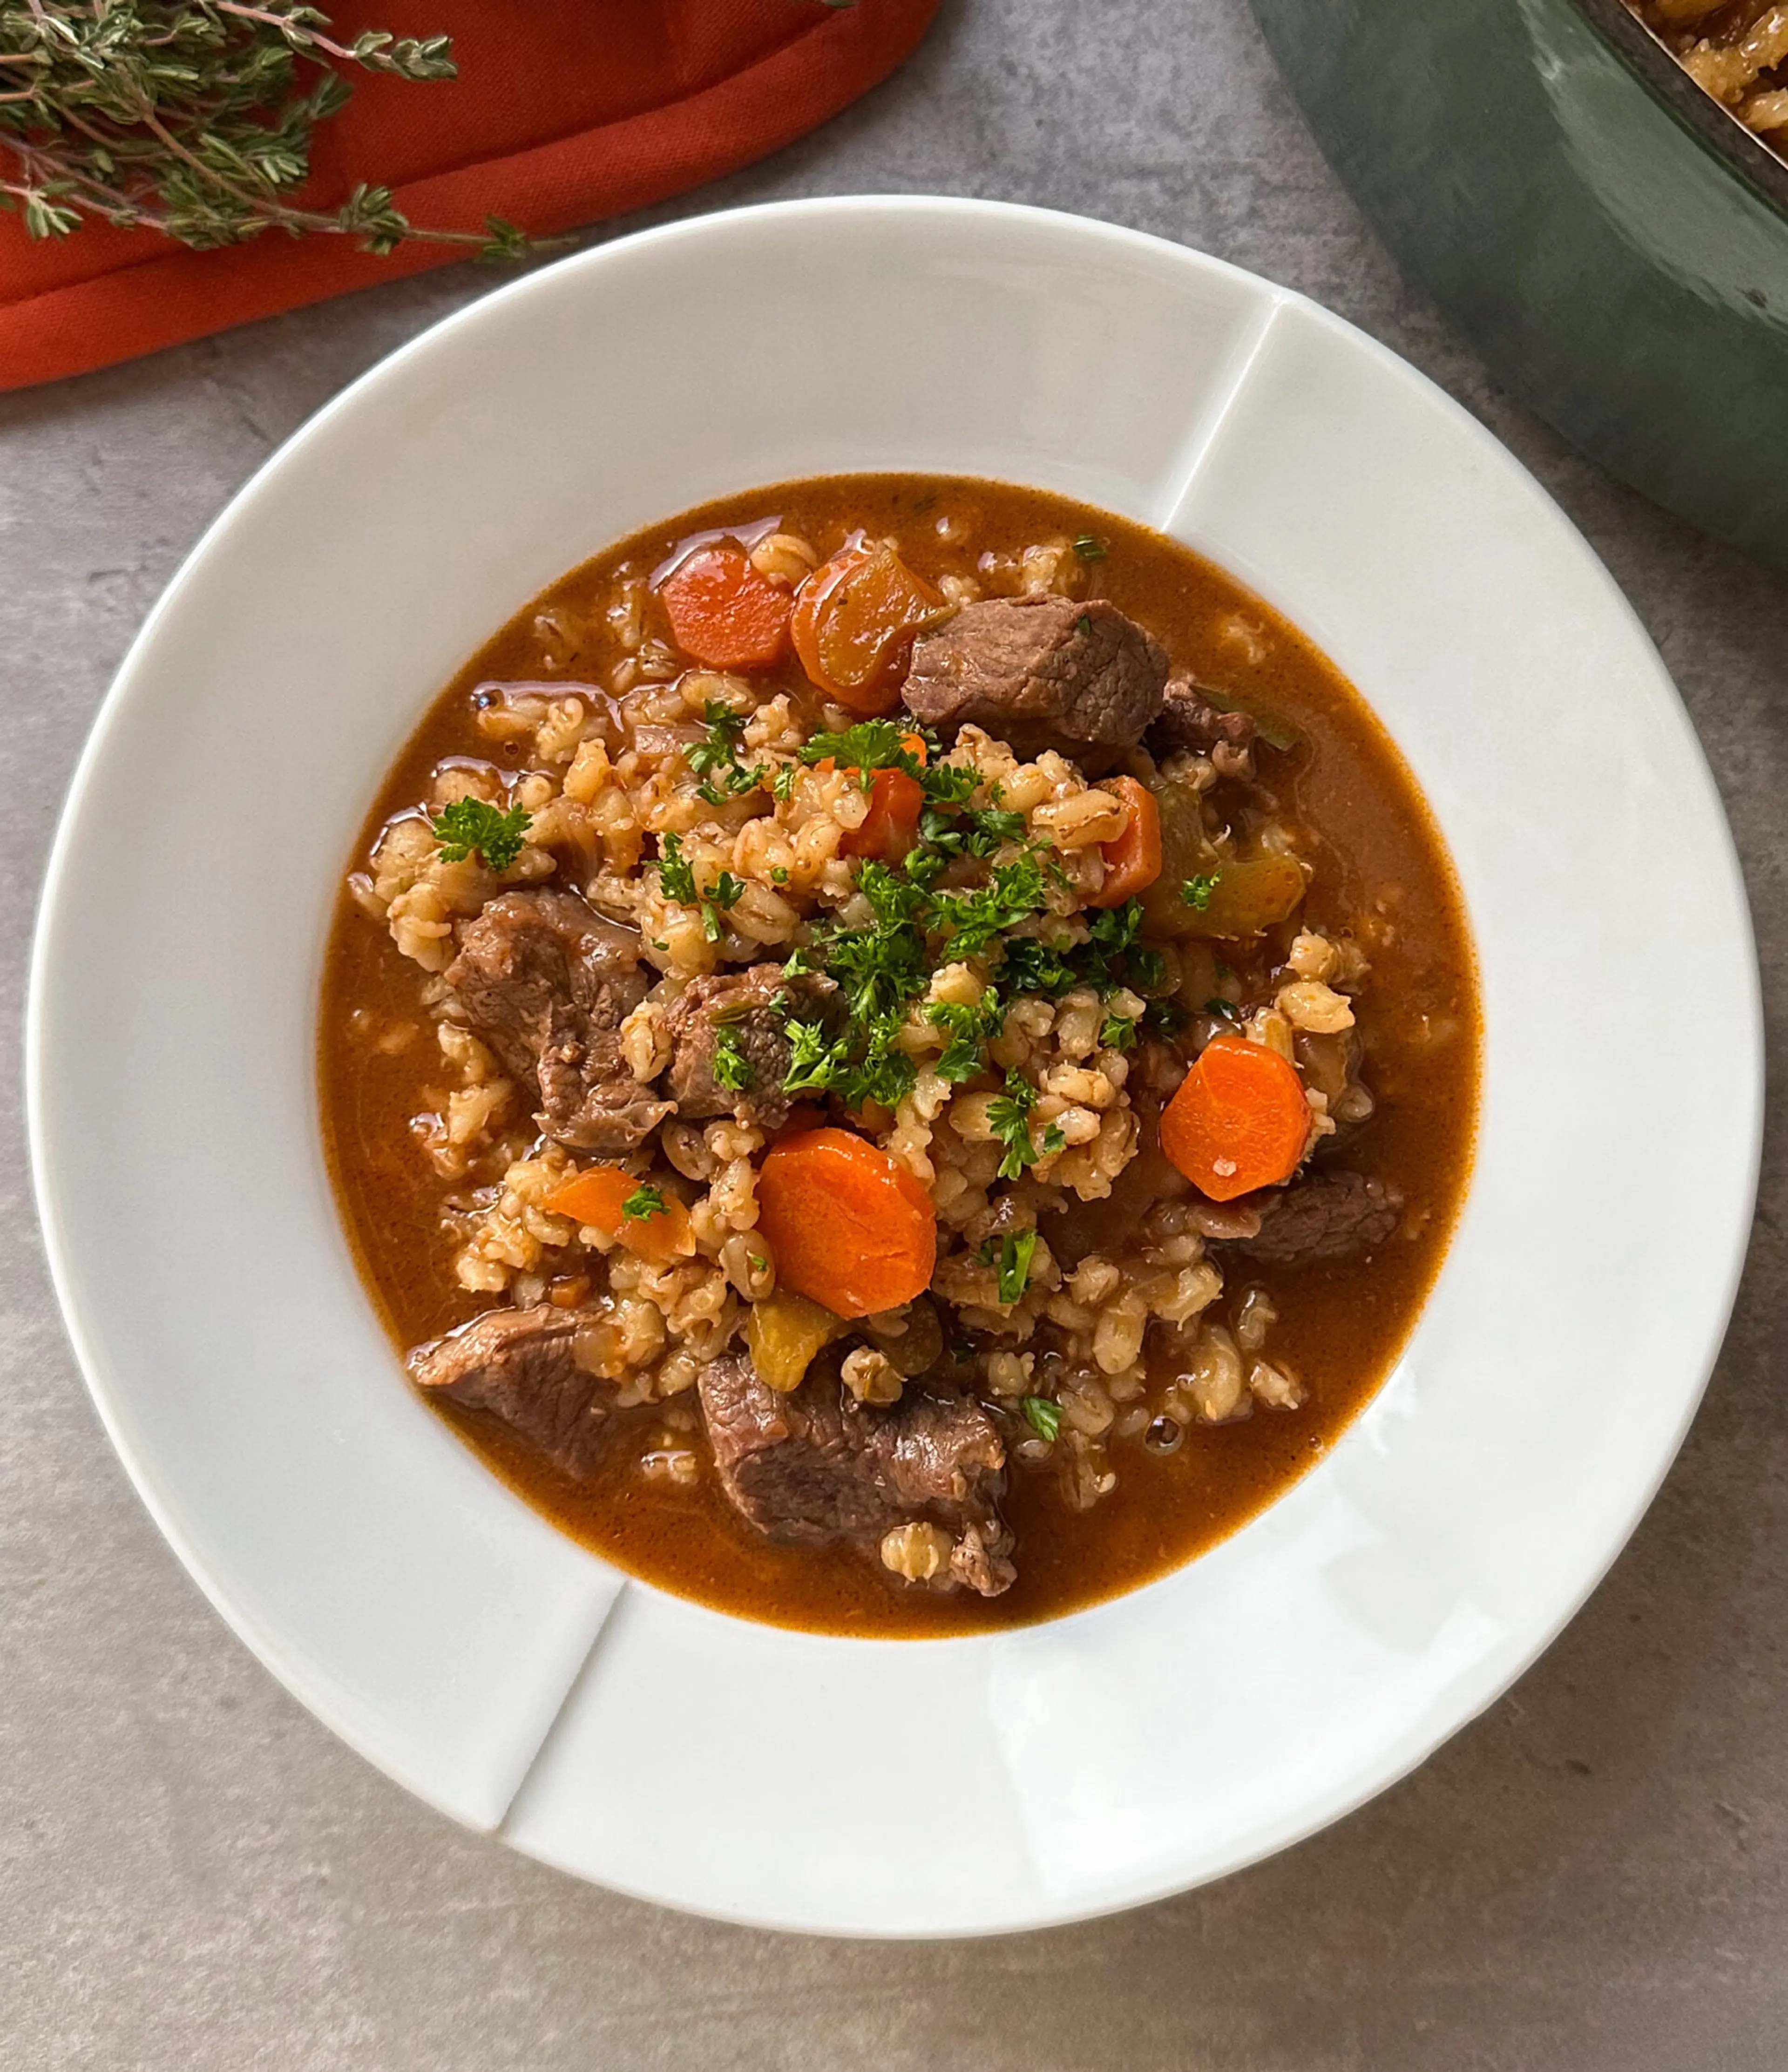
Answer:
[1573,0,1788,223]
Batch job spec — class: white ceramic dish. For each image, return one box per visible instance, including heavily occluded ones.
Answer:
[28,197,1761,1937]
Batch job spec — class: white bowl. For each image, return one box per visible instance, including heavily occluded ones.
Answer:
[27,197,1761,1937]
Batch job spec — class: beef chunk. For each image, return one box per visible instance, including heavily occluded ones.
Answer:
[664,965,832,1130]
[1147,674,1258,780]
[447,888,671,1154]
[901,596,1168,767]
[1230,1169,1404,1265]
[698,1348,1017,1596]
[410,1303,614,1478]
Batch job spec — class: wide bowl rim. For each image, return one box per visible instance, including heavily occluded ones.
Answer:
[26,194,1765,1935]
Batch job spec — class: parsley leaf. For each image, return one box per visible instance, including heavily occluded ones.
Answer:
[711,1025,753,1091]
[654,840,746,941]
[696,765,768,806]
[622,1183,666,1222]
[687,703,768,805]
[932,852,1049,957]
[1145,998,1186,1038]
[801,722,926,785]
[1099,1012,1138,1051]
[1182,872,1222,912]
[780,1017,840,1095]
[430,797,531,871]
[1205,996,1238,1020]
[971,806,1028,848]
[988,1069,1053,1180]
[685,699,747,779]
[998,934,1081,998]
[927,988,1007,1082]
[1079,897,1166,996]
[915,759,979,809]
[652,832,698,906]
[1076,613,1093,635]
[997,1229,1038,1305]
[1071,534,1107,562]
[1021,1395,1063,1442]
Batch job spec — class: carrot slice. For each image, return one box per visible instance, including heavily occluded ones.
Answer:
[1159,1035,1310,1201]
[1092,776,1163,907]
[790,543,943,713]
[546,1165,695,1266]
[660,545,791,669]
[755,1128,937,1319]
[839,766,925,864]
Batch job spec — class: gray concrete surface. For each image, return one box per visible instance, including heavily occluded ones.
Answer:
[3,2,1785,2065]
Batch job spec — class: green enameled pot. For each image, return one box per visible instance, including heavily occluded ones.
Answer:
[1247,0,1788,567]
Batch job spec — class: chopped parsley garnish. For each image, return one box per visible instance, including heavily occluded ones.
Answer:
[779,1013,917,1112]
[621,1183,666,1222]
[987,1069,1063,1180]
[429,797,531,871]
[697,765,768,806]
[1071,534,1107,562]
[781,1017,838,1095]
[686,699,746,777]
[801,721,928,786]
[998,934,1081,998]
[913,798,1027,872]
[654,838,746,941]
[766,752,1179,1119]
[702,871,746,942]
[1079,897,1167,996]
[1182,872,1222,912]
[1076,613,1093,636]
[1205,996,1238,1020]
[1021,1395,1063,1442]
[772,765,798,804]
[1145,998,1186,1038]
[711,1025,753,1091]
[996,1229,1038,1305]
[931,852,1050,957]
[980,899,1165,1014]
[1099,1012,1138,1051]
[926,989,1007,1082]
[652,831,698,905]
[687,702,767,805]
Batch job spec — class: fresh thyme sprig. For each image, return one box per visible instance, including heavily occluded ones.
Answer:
[0,1,534,256]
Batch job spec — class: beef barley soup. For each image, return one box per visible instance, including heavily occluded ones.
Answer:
[320,475,1479,1636]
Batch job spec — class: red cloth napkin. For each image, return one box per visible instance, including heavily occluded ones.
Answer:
[0,0,939,392]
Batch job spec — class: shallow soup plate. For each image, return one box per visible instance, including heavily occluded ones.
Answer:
[28,196,1761,1935]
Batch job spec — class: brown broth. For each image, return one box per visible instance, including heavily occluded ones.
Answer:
[319,474,1479,1635]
